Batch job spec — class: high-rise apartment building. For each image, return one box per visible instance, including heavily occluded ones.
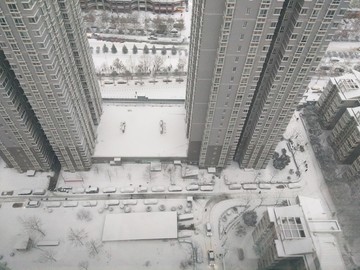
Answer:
[0,0,102,172]
[186,0,348,169]
[316,72,360,129]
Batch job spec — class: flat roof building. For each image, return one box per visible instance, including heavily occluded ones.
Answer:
[253,196,344,270]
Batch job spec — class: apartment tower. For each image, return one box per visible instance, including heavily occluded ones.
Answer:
[186,0,348,169]
[0,0,102,172]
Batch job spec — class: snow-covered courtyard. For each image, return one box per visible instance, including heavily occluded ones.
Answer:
[0,108,345,270]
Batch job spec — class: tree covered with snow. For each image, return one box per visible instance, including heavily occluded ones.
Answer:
[161,46,167,55]
[242,210,258,227]
[111,44,117,54]
[143,44,149,54]
[132,45,138,54]
[273,149,291,170]
[151,45,156,54]
[122,45,128,54]
[102,44,109,53]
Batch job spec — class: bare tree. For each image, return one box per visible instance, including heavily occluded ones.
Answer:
[86,240,103,257]
[38,250,57,263]
[77,209,93,222]
[126,57,135,74]
[139,55,151,74]
[101,11,110,24]
[124,69,132,83]
[136,63,145,82]
[153,56,164,73]
[68,228,88,247]
[78,261,89,270]
[20,216,46,236]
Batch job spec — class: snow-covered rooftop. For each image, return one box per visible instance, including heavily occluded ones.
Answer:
[102,212,177,241]
[93,104,188,158]
[331,71,360,100]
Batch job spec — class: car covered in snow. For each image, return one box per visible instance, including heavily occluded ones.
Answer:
[208,250,215,266]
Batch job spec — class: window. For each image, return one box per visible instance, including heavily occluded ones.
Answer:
[243,21,247,27]
[14,18,24,26]
[232,67,237,72]
[7,4,18,12]
[295,22,302,27]
[274,8,281,14]
[259,9,267,17]
[246,8,251,14]
[266,34,273,40]
[300,8,308,14]
[326,10,335,18]
[0,17,6,26]
[339,9,346,15]
[240,34,245,40]
[270,22,277,28]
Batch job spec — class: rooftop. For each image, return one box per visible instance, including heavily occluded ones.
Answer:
[332,71,360,100]
[102,212,178,241]
[93,104,188,159]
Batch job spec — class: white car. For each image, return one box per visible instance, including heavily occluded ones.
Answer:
[26,201,40,208]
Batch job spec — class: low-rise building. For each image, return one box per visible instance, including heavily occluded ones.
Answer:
[253,196,344,270]
[316,71,360,129]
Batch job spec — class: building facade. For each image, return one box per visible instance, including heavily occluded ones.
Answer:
[328,107,360,164]
[79,0,185,14]
[316,72,360,129]
[0,0,102,172]
[186,0,348,169]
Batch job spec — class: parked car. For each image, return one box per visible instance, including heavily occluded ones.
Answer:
[1,190,14,196]
[56,187,72,192]
[206,223,212,237]
[26,201,40,208]
[208,250,215,266]
[17,189,32,195]
[85,187,99,194]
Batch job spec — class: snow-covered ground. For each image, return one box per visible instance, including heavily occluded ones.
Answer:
[100,79,186,100]
[0,108,344,270]
[93,103,188,159]
[89,38,188,74]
